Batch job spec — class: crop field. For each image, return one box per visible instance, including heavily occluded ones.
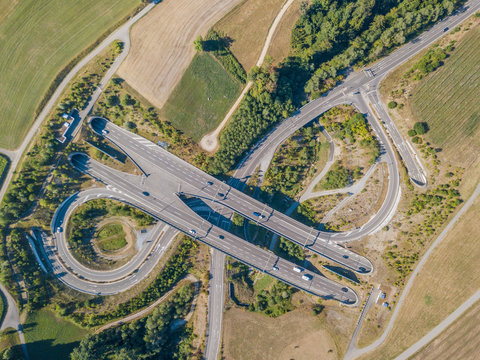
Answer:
[160,53,242,141]
[0,0,141,150]
[0,154,8,186]
[410,300,480,360]
[24,309,88,360]
[118,0,241,110]
[410,26,480,166]
[214,0,287,71]
[358,195,480,360]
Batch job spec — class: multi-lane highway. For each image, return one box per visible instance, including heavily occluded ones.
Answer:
[63,152,359,304]
[91,117,373,273]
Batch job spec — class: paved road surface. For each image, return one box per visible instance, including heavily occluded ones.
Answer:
[0,284,29,360]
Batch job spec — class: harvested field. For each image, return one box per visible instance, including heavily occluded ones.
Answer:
[358,195,480,359]
[222,307,339,360]
[267,0,305,63]
[118,0,242,110]
[0,0,142,149]
[410,300,480,360]
[214,0,287,71]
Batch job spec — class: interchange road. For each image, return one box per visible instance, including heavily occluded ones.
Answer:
[92,117,373,274]
[62,152,359,304]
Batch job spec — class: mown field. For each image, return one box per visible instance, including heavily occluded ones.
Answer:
[0,0,141,149]
[358,195,480,360]
[410,300,480,360]
[160,53,242,141]
[24,309,88,360]
[97,223,127,252]
[410,26,480,166]
[214,0,286,71]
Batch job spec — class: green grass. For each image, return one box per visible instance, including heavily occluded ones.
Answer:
[410,27,480,161]
[97,223,127,251]
[160,53,242,142]
[0,0,141,149]
[0,293,4,326]
[0,154,9,185]
[0,329,22,359]
[253,274,274,293]
[24,309,88,360]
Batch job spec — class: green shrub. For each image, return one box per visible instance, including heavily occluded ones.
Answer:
[407,129,417,137]
[388,101,397,109]
[414,122,429,135]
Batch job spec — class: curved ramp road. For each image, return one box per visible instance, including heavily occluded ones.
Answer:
[91,117,373,274]
[65,153,359,305]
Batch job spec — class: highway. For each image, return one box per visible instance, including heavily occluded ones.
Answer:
[62,153,359,304]
[91,118,373,274]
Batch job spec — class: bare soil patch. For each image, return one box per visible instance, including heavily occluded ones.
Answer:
[118,0,242,109]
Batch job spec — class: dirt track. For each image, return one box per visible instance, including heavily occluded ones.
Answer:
[118,0,242,109]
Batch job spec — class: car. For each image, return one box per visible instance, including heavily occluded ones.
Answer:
[206,181,213,185]
[57,227,62,233]
[302,274,312,281]
[272,266,279,271]
[342,287,349,293]
[218,235,225,239]
[218,192,224,197]
[293,266,303,273]
[142,191,150,196]
[101,129,109,135]
[259,214,265,219]
[443,27,449,32]
[343,254,349,259]
[189,229,196,235]
[253,211,260,217]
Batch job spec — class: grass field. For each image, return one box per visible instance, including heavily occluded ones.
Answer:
[410,26,480,167]
[223,308,339,360]
[410,300,480,360]
[214,0,287,71]
[160,53,242,141]
[0,329,23,359]
[97,223,127,252]
[0,293,4,326]
[118,0,241,110]
[0,0,141,149]
[24,309,88,360]
[358,195,480,359]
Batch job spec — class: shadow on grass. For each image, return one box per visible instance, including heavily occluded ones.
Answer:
[24,339,81,360]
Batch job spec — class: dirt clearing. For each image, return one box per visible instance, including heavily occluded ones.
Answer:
[118,0,242,109]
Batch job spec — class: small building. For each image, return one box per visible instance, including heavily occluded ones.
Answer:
[56,121,71,143]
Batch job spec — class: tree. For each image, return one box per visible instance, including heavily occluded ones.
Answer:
[193,35,204,52]
[388,101,397,109]
[414,122,429,135]
[106,95,119,107]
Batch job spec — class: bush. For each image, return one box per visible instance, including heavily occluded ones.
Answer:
[414,122,429,135]
[388,101,397,109]
[411,136,422,144]
[407,129,417,137]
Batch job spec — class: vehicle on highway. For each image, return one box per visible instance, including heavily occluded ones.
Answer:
[206,181,213,185]
[272,266,279,271]
[293,266,303,273]
[443,27,449,32]
[218,235,224,239]
[142,191,150,196]
[253,211,265,219]
[56,227,62,233]
[101,129,109,135]
[189,229,196,235]
[302,274,312,281]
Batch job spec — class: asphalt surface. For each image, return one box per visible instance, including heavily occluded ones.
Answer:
[93,117,373,274]
[64,152,359,304]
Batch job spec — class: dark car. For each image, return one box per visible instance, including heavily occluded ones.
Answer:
[218,235,225,239]
[206,181,214,185]
[143,191,150,196]
[443,27,449,32]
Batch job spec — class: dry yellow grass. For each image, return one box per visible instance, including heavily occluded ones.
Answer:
[410,300,480,360]
[214,0,287,71]
[267,0,305,63]
[117,0,242,109]
[222,307,339,360]
[358,194,480,359]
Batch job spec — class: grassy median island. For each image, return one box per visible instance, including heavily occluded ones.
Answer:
[96,223,127,252]
[160,52,242,142]
[0,154,8,189]
[0,0,142,149]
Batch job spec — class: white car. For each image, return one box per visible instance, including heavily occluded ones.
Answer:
[272,266,279,271]
[189,229,196,235]
[57,227,63,233]
[293,266,303,273]
[302,274,312,281]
